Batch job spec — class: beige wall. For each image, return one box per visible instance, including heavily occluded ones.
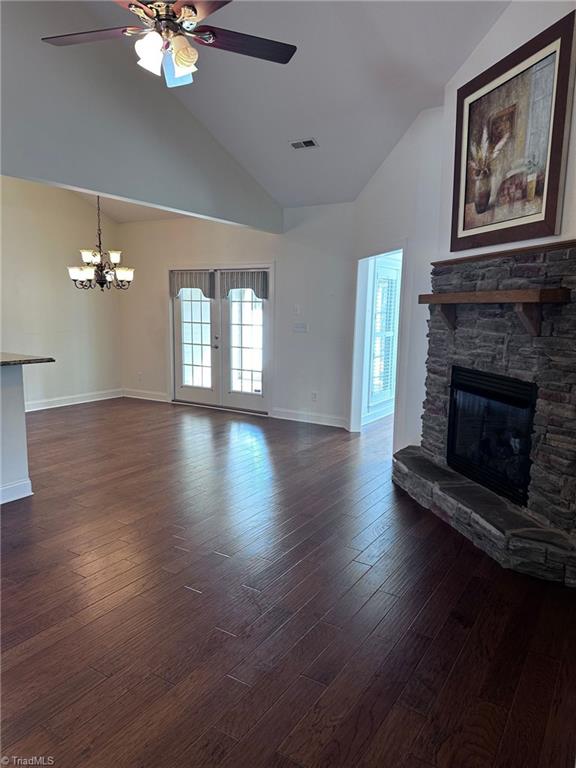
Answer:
[1,177,122,409]
[118,217,278,402]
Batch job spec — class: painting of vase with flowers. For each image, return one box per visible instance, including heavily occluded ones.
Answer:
[450,12,575,251]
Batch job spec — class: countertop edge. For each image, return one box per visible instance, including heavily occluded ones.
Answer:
[1,354,56,367]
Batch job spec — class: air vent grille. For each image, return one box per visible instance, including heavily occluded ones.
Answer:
[290,138,319,149]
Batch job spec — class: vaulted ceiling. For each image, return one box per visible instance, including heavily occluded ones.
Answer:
[171,1,509,206]
[7,1,508,213]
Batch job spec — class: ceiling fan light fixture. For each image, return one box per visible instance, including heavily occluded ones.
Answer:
[172,35,199,68]
[174,60,198,77]
[137,55,163,76]
[135,31,163,76]
[162,51,193,88]
[171,35,199,77]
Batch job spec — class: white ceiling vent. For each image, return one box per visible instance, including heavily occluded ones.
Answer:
[290,138,319,149]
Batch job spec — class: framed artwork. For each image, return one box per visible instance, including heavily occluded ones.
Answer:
[450,11,576,252]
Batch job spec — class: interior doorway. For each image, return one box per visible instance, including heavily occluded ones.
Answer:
[350,250,403,431]
[172,268,271,414]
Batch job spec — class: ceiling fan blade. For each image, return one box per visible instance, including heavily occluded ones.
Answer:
[193,26,296,63]
[42,26,144,46]
[113,0,155,19]
[172,1,231,22]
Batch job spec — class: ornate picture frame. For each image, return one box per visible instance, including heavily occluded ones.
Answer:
[450,11,576,252]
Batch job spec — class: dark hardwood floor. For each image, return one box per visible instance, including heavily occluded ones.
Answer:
[1,399,575,767]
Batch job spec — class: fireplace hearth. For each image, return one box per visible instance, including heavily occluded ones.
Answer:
[447,367,536,506]
[392,241,576,586]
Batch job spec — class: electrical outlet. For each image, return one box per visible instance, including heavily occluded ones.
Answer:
[311,391,318,402]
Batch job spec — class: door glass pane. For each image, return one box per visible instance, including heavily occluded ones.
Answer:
[180,287,212,390]
[228,287,263,395]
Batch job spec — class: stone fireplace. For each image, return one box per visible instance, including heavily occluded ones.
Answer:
[393,240,576,586]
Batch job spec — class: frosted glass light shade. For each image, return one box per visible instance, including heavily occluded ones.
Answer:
[174,60,198,78]
[68,266,94,281]
[135,32,163,76]
[162,51,193,88]
[68,266,84,281]
[108,250,122,264]
[80,250,94,264]
[172,36,198,76]
[115,267,135,282]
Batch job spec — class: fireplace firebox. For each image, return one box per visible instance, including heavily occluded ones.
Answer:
[447,366,537,506]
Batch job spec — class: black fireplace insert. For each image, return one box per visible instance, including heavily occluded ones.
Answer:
[447,366,537,506]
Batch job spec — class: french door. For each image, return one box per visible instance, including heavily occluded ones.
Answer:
[173,269,270,413]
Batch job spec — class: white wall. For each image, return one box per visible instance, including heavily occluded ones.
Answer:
[0,1,282,233]
[353,108,444,449]
[1,366,32,502]
[277,204,357,425]
[1,177,123,409]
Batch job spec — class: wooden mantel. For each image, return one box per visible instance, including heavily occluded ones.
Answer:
[418,288,571,336]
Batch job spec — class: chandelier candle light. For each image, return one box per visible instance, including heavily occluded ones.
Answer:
[68,197,134,291]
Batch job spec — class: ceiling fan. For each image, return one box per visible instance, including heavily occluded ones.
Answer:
[42,1,297,88]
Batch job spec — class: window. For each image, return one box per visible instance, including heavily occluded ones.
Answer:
[180,287,212,389]
[369,271,398,406]
[228,288,263,394]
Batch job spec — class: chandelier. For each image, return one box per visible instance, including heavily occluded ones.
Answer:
[67,196,134,291]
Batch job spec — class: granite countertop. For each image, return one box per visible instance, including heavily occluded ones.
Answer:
[1,352,55,367]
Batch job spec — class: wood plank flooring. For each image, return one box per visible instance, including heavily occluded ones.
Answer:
[1,398,575,767]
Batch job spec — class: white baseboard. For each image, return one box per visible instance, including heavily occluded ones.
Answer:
[122,389,170,403]
[271,408,348,430]
[23,388,346,430]
[1,478,33,504]
[25,389,123,412]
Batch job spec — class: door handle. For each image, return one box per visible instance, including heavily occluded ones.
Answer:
[213,345,219,349]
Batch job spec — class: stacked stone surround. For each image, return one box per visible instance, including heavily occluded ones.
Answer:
[393,242,576,586]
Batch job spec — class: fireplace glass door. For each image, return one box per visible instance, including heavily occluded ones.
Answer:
[447,367,536,505]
